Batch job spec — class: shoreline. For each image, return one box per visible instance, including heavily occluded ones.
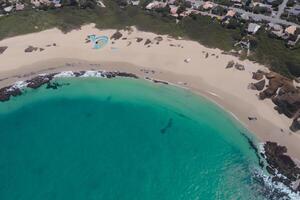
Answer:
[2,65,300,196]
[0,24,299,161]
[0,58,299,159]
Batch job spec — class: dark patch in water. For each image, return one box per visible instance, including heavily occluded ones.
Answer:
[46,82,70,90]
[160,118,173,134]
[175,112,194,122]
[240,132,264,168]
[106,96,112,102]
[85,113,93,118]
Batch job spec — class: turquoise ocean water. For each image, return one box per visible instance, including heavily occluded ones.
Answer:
[0,77,272,199]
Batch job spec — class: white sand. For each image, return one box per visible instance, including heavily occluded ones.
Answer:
[1,23,300,161]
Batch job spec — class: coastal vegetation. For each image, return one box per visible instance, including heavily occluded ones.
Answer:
[0,0,300,77]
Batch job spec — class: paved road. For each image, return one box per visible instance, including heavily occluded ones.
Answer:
[231,7,300,27]
[276,0,289,19]
[194,0,299,27]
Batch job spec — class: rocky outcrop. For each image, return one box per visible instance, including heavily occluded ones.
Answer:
[250,79,265,91]
[255,71,300,131]
[226,60,234,68]
[110,31,123,40]
[26,73,57,89]
[259,73,290,100]
[154,36,163,44]
[263,142,300,191]
[234,63,245,70]
[272,88,300,118]
[0,86,22,101]
[0,46,8,54]
[24,45,38,53]
[136,37,143,42]
[0,71,139,102]
[252,71,264,80]
[290,114,300,132]
[144,39,152,46]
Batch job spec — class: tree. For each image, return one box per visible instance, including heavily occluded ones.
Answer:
[155,5,171,17]
[176,5,186,15]
[115,0,128,7]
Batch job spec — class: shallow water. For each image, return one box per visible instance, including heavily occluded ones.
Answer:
[0,77,274,199]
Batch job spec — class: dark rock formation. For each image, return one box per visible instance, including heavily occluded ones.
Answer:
[160,118,173,134]
[152,79,169,85]
[0,70,139,103]
[46,82,69,89]
[272,89,300,118]
[290,115,300,132]
[110,31,123,40]
[136,37,143,42]
[110,71,139,79]
[154,36,163,42]
[263,142,300,190]
[144,39,152,46]
[0,86,22,101]
[252,71,264,80]
[251,80,266,91]
[26,74,56,89]
[259,73,289,100]
[234,63,245,70]
[248,116,257,120]
[0,46,8,54]
[74,71,86,77]
[258,72,300,131]
[226,60,234,68]
[25,46,38,53]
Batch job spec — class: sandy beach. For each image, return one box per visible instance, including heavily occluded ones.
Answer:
[0,23,299,161]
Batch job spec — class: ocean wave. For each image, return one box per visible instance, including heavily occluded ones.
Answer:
[253,169,300,200]
[255,142,300,200]
[54,71,75,78]
[80,70,104,78]
[7,81,28,92]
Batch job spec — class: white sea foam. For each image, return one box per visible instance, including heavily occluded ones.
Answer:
[258,142,265,155]
[257,143,300,199]
[80,71,103,77]
[6,81,28,92]
[256,169,300,200]
[54,71,75,78]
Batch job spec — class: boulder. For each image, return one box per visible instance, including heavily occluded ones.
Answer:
[144,39,152,45]
[252,71,264,80]
[0,86,22,102]
[226,60,235,68]
[110,31,123,40]
[234,63,245,70]
[154,36,163,42]
[272,88,300,118]
[25,46,38,53]
[259,73,287,100]
[136,37,143,42]
[290,115,300,132]
[264,142,300,184]
[26,74,56,89]
[0,46,8,54]
[252,79,265,91]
